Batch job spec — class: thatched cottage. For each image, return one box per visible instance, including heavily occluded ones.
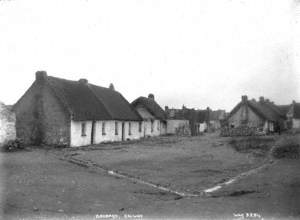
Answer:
[14,71,143,147]
[0,102,16,146]
[226,95,286,133]
[286,101,300,129]
[131,94,167,137]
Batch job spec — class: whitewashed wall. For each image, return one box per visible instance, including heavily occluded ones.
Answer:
[70,120,93,147]
[160,121,167,135]
[199,122,207,132]
[70,120,143,147]
[167,119,189,134]
[143,119,161,137]
[292,119,300,129]
[0,103,16,146]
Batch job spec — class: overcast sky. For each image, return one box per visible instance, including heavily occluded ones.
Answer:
[0,0,299,111]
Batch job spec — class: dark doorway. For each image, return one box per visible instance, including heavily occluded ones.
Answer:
[122,122,125,141]
[91,121,95,145]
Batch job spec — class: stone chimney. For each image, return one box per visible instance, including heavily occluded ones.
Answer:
[78,78,88,84]
[109,83,115,90]
[292,100,296,105]
[259,96,264,103]
[36,71,47,82]
[148,93,154,100]
[165,106,169,111]
[241,95,248,103]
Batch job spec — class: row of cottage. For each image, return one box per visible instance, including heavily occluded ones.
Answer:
[0,71,300,147]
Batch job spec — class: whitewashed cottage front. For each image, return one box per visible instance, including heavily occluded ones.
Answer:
[131,94,167,137]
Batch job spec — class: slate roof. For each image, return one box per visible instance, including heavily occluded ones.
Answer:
[131,97,166,121]
[46,76,142,121]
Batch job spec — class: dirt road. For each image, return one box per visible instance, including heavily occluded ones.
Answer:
[1,135,299,219]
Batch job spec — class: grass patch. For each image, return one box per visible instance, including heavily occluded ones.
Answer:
[229,136,275,155]
[271,136,300,159]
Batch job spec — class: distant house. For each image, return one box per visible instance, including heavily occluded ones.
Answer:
[165,106,190,135]
[131,94,167,137]
[207,109,226,131]
[226,95,286,133]
[14,71,143,147]
[286,101,300,129]
[0,102,16,146]
[165,106,211,135]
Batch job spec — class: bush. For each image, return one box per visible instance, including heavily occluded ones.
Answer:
[229,136,275,153]
[271,136,300,159]
[1,139,24,152]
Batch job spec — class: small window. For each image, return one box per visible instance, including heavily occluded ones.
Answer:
[151,120,154,132]
[115,122,118,135]
[128,122,132,135]
[138,121,142,132]
[157,121,160,130]
[102,122,106,135]
[81,122,86,136]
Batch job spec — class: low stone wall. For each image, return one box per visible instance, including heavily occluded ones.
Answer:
[220,126,263,137]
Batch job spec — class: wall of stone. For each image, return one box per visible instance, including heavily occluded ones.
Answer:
[14,82,41,145]
[14,81,70,146]
[42,85,70,146]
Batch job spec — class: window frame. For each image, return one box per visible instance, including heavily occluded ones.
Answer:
[138,121,142,132]
[115,121,118,135]
[81,122,86,137]
[102,122,106,135]
[128,122,132,135]
[151,120,154,133]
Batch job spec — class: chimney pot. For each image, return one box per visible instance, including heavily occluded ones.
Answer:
[36,71,47,81]
[79,78,88,84]
[109,83,115,90]
[241,95,248,102]
[259,96,264,103]
[148,93,154,100]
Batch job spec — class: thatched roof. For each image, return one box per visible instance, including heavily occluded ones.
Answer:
[131,96,166,121]
[46,76,142,121]
[227,97,285,122]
